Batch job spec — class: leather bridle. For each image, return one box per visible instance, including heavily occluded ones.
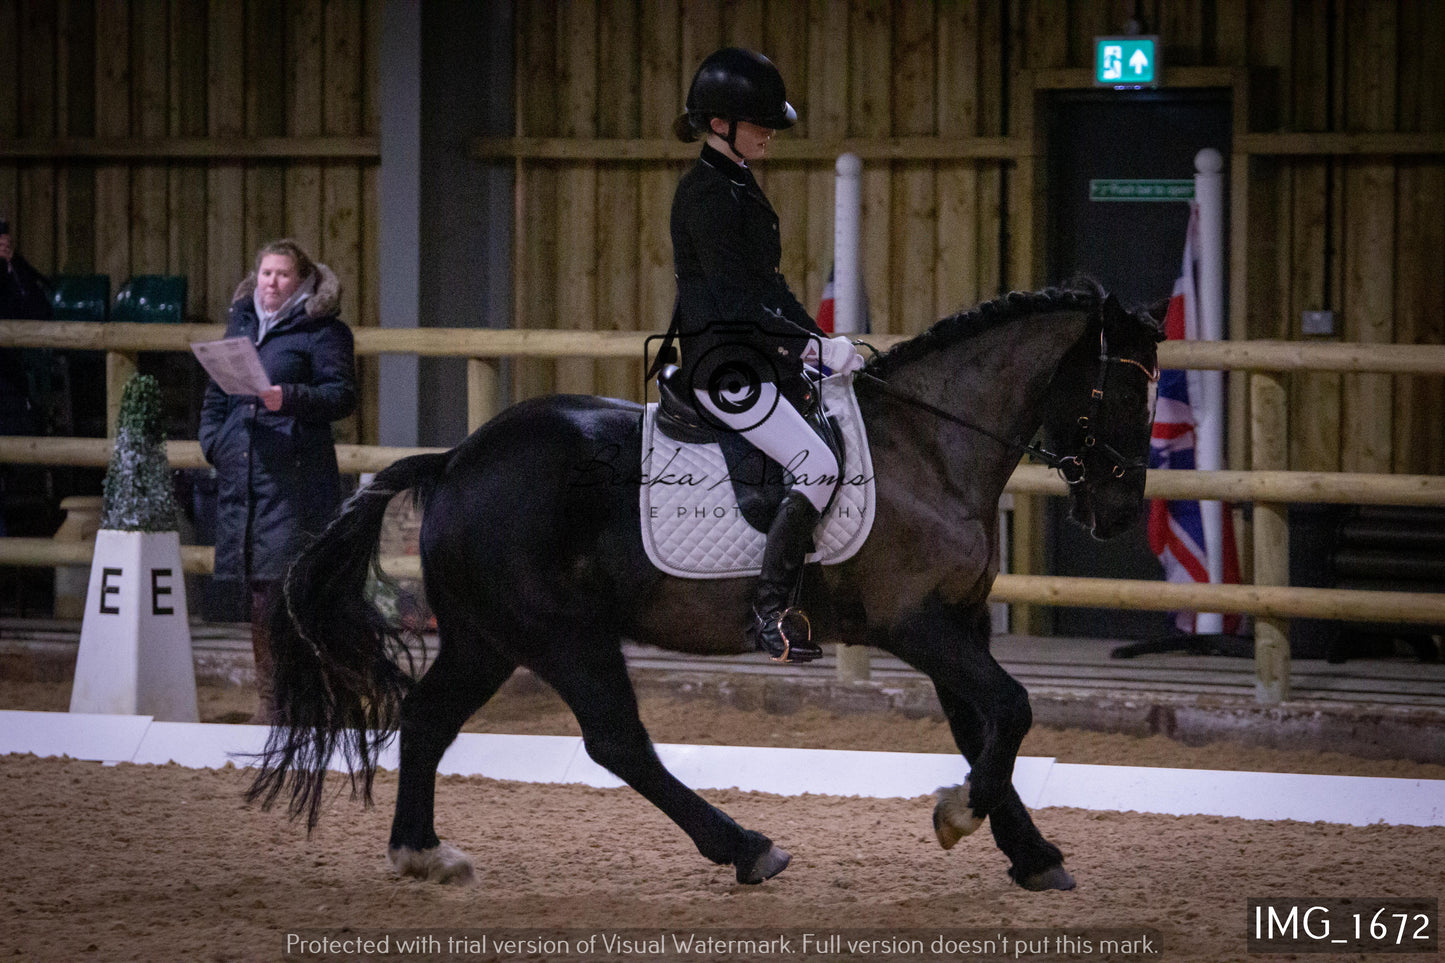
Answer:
[853,326,1158,488]
[1054,330,1160,486]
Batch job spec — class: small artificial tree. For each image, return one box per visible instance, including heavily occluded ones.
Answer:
[101,374,181,532]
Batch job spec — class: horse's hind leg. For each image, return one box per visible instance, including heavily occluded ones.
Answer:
[388,631,516,884]
[531,643,789,884]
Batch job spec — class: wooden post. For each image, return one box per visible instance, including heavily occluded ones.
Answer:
[1008,71,1044,637]
[467,358,499,434]
[1010,493,1047,635]
[106,351,138,437]
[52,495,104,619]
[835,644,871,683]
[1251,370,1290,703]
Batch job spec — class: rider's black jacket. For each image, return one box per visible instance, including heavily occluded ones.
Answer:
[669,142,825,390]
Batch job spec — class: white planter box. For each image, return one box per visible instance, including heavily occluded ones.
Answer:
[69,529,199,722]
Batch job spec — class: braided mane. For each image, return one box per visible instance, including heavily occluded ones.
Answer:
[868,278,1107,376]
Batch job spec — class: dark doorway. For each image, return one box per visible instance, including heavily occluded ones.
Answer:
[1044,88,1231,640]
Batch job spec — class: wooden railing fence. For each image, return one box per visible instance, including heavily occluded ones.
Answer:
[2,321,1443,703]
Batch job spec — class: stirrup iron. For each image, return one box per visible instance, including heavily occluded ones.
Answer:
[753,605,821,664]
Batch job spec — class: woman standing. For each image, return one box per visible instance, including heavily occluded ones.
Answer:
[670,48,865,665]
[199,239,356,723]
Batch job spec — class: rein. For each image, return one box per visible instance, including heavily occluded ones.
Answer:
[852,370,1070,469]
[852,325,1159,485]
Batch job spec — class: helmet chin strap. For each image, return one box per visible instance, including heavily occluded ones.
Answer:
[708,118,745,163]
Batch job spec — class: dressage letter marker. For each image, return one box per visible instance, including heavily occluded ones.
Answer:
[70,530,199,722]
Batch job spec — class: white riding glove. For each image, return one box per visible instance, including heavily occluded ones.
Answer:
[820,335,866,375]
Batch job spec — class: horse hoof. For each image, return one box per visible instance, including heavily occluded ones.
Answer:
[735,844,791,884]
[1016,865,1076,892]
[388,843,476,885]
[932,783,985,850]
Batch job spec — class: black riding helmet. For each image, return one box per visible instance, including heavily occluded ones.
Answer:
[673,47,797,143]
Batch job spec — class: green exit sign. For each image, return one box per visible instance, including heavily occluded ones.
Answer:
[1095,36,1160,87]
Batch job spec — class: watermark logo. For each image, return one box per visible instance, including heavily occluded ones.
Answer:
[646,324,821,435]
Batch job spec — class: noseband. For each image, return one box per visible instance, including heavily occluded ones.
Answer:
[854,324,1158,488]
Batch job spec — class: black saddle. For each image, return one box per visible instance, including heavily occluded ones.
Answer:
[653,366,845,533]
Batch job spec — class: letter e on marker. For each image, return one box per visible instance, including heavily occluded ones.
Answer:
[100,567,123,614]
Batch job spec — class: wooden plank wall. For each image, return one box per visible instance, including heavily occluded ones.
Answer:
[1393,1,1445,476]
[507,0,1444,474]
[511,0,1014,400]
[0,0,380,443]
[3,1,1441,472]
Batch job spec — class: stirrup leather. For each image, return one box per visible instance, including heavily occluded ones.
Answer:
[754,605,819,663]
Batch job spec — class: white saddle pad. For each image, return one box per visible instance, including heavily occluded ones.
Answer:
[640,374,876,579]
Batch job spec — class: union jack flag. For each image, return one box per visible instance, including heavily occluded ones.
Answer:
[816,267,836,333]
[814,264,869,336]
[1147,204,1240,633]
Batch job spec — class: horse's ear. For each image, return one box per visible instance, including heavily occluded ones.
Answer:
[1103,292,1166,344]
[1143,297,1168,342]
[1101,293,1129,340]
[1145,295,1170,325]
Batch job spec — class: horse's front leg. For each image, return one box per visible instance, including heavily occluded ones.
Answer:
[882,600,1073,890]
[885,601,1028,817]
[933,686,1073,890]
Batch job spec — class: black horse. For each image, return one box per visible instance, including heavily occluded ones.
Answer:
[249,280,1162,892]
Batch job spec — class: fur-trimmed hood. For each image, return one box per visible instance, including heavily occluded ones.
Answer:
[231,262,341,318]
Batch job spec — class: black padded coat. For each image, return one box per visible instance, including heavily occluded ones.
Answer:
[198,265,356,584]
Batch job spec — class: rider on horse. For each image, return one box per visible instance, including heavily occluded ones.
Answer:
[668,48,866,665]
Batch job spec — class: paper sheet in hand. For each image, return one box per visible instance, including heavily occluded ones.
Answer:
[191,337,273,395]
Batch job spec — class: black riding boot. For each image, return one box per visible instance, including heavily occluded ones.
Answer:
[748,491,824,664]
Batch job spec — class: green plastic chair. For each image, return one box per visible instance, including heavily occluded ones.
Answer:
[112,275,188,324]
[49,274,111,323]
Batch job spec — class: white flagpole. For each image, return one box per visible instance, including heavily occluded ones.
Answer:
[833,153,871,682]
[832,153,863,335]
[1194,148,1226,634]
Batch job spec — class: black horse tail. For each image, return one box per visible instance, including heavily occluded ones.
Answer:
[245,450,449,830]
